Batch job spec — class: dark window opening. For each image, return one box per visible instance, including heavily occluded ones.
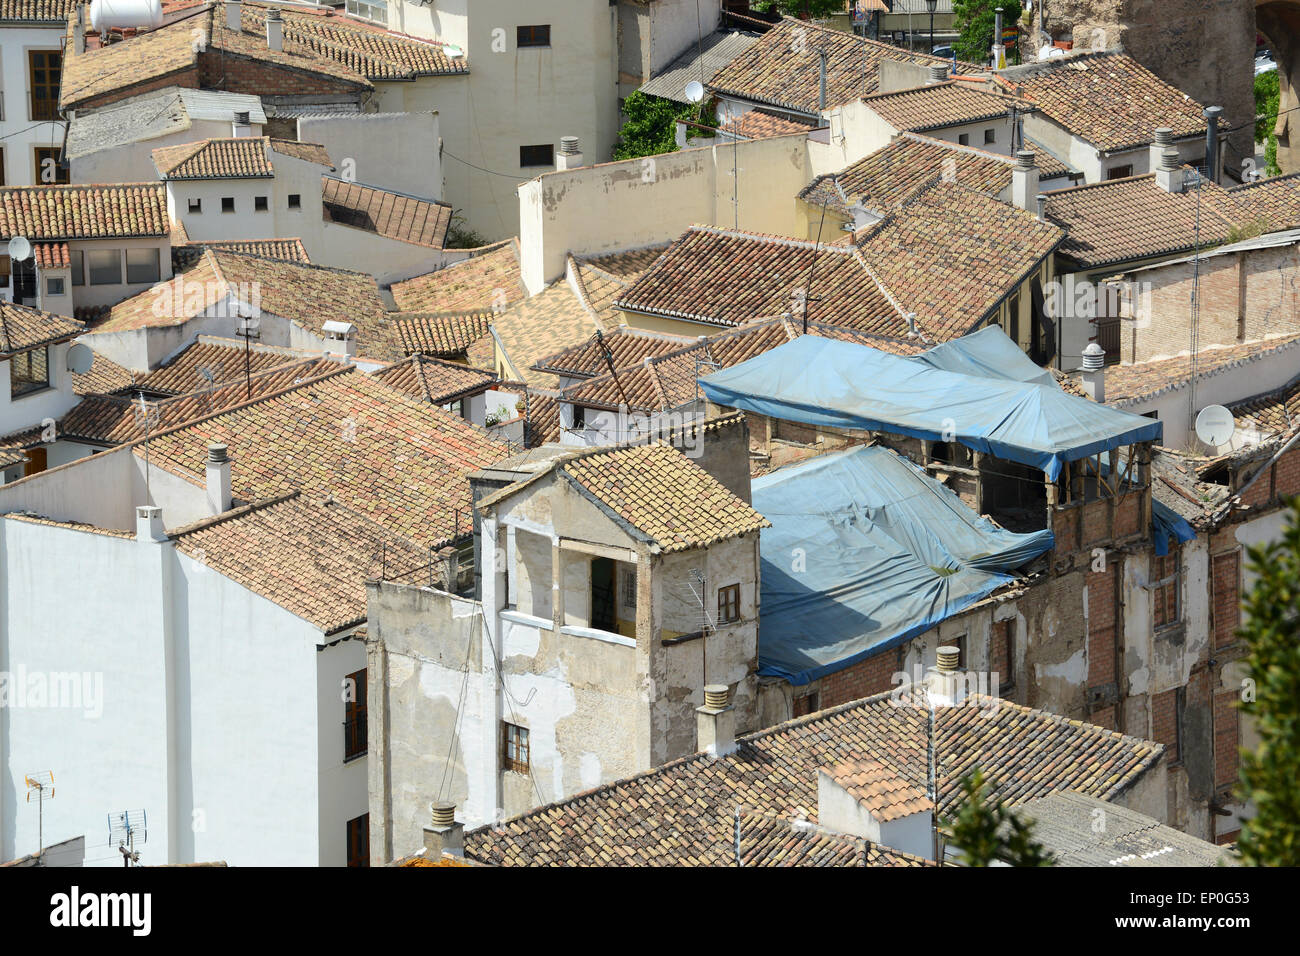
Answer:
[517,24,551,47]
[983,128,996,144]
[10,346,49,397]
[288,194,302,209]
[718,583,740,624]
[221,197,235,213]
[346,813,369,867]
[793,692,819,718]
[344,667,367,762]
[1107,164,1134,180]
[255,195,268,212]
[503,722,530,774]
[590,556,616,632]
[520,144,553,168]
[188,197,202,214]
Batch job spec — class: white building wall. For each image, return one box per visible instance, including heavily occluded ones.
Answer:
[0,340,79,437]
[297,112,442,200]
[0,25,65,187]
[70,118,266,185]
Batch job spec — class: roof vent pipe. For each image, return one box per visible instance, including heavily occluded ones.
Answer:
[205,443,232,515]
[1080,342,1106,402]
[1012,149,1038,211]
[818,49,828,111]
[927,63,948,84]
[74,5,86,55]
[556,136,584,171]
[266,7,283,52]
[1149,126,1173,172]
[936,646,960,674]
[1035,193,1048,223]
[697,684,736,758]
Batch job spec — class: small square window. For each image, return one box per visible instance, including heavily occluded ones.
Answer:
[793,692,819,718]
[983,128,996,144]
[45,276,65,296]
[187,197,202,214]
[10,345,49,397]
[288,194,301,209]
[221,197,235,213]
[503,722,530,774]
[717,583,740,625]
[255,195,268,212]
[126,247,160,284]
[621,568,637,609]
[520,144,553,168]
[1107,164,1134,180]
[958,133,969,146]
[517,24,551,48]
[87,249,122,285]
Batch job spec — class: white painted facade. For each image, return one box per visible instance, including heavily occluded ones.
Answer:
[0,338,80,443]
[296,111,442,201]
[0,22,65,187]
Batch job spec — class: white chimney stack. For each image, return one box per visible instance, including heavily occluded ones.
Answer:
[1080,342,1106,402]
[136,505,166,542]
[1155,146,1185,194]
[226,0,242,32]
[926,645,964,707]
[74,5,86,55]
[266,8,283,52]
[232,111,252,138]
[1012,150,1039,212]
[556,136,584,171]
[423,802,464,859]
[1149,127,1173,174]
[696,684,736,758]
[322,320,357,358]
[205,443,232,515]
[816,760,936,861]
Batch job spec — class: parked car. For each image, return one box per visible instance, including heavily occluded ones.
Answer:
[1257,48,1277,76]
[931,45,954,58]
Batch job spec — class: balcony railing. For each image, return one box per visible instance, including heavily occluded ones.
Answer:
[343,713,367,762]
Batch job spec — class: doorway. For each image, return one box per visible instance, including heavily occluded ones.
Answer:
[590,557,616,632]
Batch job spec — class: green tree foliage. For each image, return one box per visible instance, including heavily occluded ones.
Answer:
[952,0,1024,65]
[1236,498,1300,866]
[752,0,846,18]
[1254,70,1282,177]
[945,768,1055,866]
[613,91,713,162]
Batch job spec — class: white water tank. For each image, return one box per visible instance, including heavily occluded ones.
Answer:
[89,0,164,32]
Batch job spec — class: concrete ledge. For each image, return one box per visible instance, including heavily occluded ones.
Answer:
[500,609,554,631]
[560,624,636,648]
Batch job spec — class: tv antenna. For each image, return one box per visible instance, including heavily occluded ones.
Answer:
[108,809,147,866]
[24,771,54,863]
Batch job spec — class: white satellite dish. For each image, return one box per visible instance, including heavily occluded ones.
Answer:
[685,80,705,104]
[7,236,31,261]
[1195,404,1236,447]
[66,343,94,375]
[443,43,464,58]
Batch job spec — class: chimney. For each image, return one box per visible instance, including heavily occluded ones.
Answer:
[266,8,283,52]
[816,760,936,861]
[423,803,464,859]
[205,444,232,515]
[1011,150,1039,211]
[1149,127,1173,173]
[437,545,460,592]
[1035,193,1048,223]
[818,49,829,111]
[73,5,86,55]
[226,0,242,32]
[1080,342,1106,402]
[696,684,736,758]
[904,312,918,337]
[1204,106,1223,184]
[555,136,584,171]
[232,111,252,138]
[322,320,357,358]
[1155,146,1185,194]
[136,505,166,542]
[926,645,963,707]
[992,5,1004,69]
[927,63,949,85]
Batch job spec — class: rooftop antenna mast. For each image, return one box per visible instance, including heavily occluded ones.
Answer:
[108,809,147,867]
[1188,164,1205,447]
[693,339,721,421]
[24,772,54,863]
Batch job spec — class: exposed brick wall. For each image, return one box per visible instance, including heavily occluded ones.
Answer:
[989,618,1012,690]
[198,52,362,99]
[820,647,900,708]
[1211,549,1241,649]
[1276,443,1300,500]
[1086,568,1117,689]
[1114,492,1140,538]
[1152,687,1179,763]
[73,67,200,110]
[1213,690,1241,791]
[1052,506,1078,558]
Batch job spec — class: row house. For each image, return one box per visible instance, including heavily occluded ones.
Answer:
[0,0,70,185]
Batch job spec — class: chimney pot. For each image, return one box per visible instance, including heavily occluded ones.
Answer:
[927,63,949,84]
[205,443,233,515]
[423,803,465,859]
[136,505,166,542]
[1155,147,1185,193]
[266,7,283,52]
[556,136,584,171]
[1081,343,1107,402]
[1012,150,1039,211]
[1035,193,1048,223]
[936,646,960,674]
[697,684,736,758]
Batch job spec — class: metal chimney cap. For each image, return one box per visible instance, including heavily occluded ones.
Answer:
[1081,342,1106,371]
[1204,105,1223,121]
[1014,149,1036,169]
[560,136,581,154]
[936,646,961,674]
[266,7,282,19]
[928,63,949,83]
[207,443,229,464]
[1152,127,1173,145]
[430,803,456,828]
[704,684,731,709]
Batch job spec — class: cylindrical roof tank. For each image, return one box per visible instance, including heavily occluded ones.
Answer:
[88,0,165,33]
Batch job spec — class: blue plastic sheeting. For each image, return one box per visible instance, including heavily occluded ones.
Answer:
[911,325,1059,388]
[753,446,1055,685]
[698,332,1163,480]
[1152,497,1197,557]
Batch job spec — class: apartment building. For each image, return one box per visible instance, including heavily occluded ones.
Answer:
[0,0,71,186]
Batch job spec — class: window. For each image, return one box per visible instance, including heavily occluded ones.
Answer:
[70,249,84,286]
[188,197,202,214]
[34,146,67,184]
[44,275,64,296]
[255,195,268,212]
[344,668,367,762]
[621,567,637,610]
[1152,548,1181,629]
[345,0,387,26]
[571,404,586,430]
[717,583,740,625]
[87,249,122,285]
[0,146,6,186]
[793,692,819,718]
[520,144,553,168]
[288,194,301,209]
[958,133,969,146]
[1107,164,1134,180]
[502,722,530,774]
[221,196,235,213]
[125,247,160,284]
[10,346,49,397]
[951,634,967,669]
[517,24,551,47]
[983,128,996,144]
[28,50,61,121]
[441,397,464,418]
[346,813,369,867]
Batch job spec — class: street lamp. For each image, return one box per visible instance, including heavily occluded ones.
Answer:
[925,0,938,55]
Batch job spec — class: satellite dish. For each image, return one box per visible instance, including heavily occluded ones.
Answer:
[685,80,705,104]
[443,43,464,58]
[1195,404,1236,447]
[66,343,94,375]
[7,236,31,261]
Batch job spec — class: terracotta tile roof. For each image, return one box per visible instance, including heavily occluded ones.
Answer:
[533,328,693,379]
[0,301,85,357]
[0,183,169,240]
[137,368,507,548]
[393,311,493,358]
[1101,335,1300,406]
[523,388,561,446]
[556,442,768,552]
[3,512,136,539]
[33,241,69,269]
[135,336,321,395]
[60,356,338,445]
[735,811,931,866]
[824,758,933,822]
[371,354,497,405]
[269,138,333,167]
[1230,378,1300,437]
[718,109,817,139]
[60,17,206,110]
[171,494,432,633]
[465,688,1163,866]
[615,225,910,335]
[487,283,605,387]
[0,0,78,21]
[174,237,311,264]
[708,17,974,114]
[1044,174,1265,269]
[1227,173,1300,232]
[854,180,1065,341]
[71,349,134,396]
[390,239,526,312]
[152,138,275,180]
[576,245,670,280]
[999,52,1207,153]
[321,177,452,249]
[861,82,1030,133]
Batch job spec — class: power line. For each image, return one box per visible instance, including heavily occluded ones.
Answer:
[440,147,531,181]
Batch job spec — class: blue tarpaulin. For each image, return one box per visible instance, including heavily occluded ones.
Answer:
[1152,498,1197,556]
[698,331,1163,481]
[753,446,1055,685]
